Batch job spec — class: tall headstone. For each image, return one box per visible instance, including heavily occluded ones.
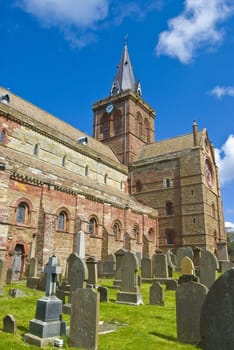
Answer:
[149,281,164,306]
[103,253,116,277]
[116,251,143,305]
[26,257,40,289]
[200,268,234,350]
[6,268,12,285]
[113,249,127,288]
[167,249,174,277]
[176,282,208,344]
[62,253,88,314]
[24,256,66,348]
[176,247,194,270]
[152,252,168,278]
[141,256,152,281]
[70,288,99,350]
[74,230,85,259]
[200,250,218,289]
[86,256,98,287]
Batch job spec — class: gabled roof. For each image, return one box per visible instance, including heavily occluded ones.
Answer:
[135,131,204,162]
[111,43,141,96]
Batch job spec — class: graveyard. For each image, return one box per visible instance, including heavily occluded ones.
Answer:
[0,276,200,350]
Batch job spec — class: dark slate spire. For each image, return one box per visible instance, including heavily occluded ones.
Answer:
[111,43,142,96]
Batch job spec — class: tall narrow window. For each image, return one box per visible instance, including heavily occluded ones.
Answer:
[136,180,142,193]
[89,217,97,236]
[113,222,121,239]
[57,211,68,231]
[165,229,175,245]
[166,178,171,188]
[17,202,29,225]
[0,129,6,144]
[165,201,174,216]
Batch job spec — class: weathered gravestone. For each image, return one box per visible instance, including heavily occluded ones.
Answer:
[98,286,109,302]
[200,268,234,350]
[26,257,40,289]
[87,255,98,287]
[70,288,99,350]
[116,251,143,305]
[6,268,12,285]
[176,247,194,270]
[62,252,88,314]
[113,248,127,288]
[149,281,164,306]
[3,314,16,334]
[141,256,152,282]
[199,250,218,289]
[0,258,5,295]
[74,230,85,260]
[24,255,66,348]
[176,281,208,344]
[167,249,175,277]
[103,253,116,277]
[152,251,168,278]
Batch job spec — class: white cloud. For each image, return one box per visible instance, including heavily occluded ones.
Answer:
[17,0,109,28]
[156,0,234,63]
[215,135,234,185]
[225,221,234,231]
[209,85,234,99]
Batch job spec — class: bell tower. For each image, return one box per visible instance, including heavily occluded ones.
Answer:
[92,43,156,165]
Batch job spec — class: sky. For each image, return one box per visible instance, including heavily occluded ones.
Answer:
[1,0,234,230]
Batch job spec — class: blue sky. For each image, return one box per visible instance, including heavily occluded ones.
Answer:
[1,0,234,229]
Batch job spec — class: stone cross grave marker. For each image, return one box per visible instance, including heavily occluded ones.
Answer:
[45,255,61,296]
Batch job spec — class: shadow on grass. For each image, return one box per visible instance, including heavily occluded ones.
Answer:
[18,325,28,333]
[149,331,177,342]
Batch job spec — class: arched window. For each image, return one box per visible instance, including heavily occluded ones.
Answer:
[138,113,143,138]
[17,202,30,225]
[144,118,150,143]
[165,201,174,216]
[89,217,97,236]
[113,110,122,136]
[165,229,175,245]
[57,210,69,231]
[148,228,154,240]
[33,144,39,156]
[136,180,142,193]
[0,129,6,144]
[113,221,121,240]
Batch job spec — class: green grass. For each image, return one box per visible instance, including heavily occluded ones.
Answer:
[0,279,202,350]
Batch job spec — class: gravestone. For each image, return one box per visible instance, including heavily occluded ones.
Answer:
[113,249,127,288]
[62,253,88,314]
[152,252,168,278]
[149,281,164,306]
[0,258,5,295]
[70,288,99,350]
[74,230,85,259]
[178,256,198,284]
[141,256,152,282]
[200,268,234,350]
[199,250,218,289]
[24,255,66,348]
[98,286,109,302]
[87,256,98,287]
[176,247,194,270]
[116,251,143,305]
[219,260,233,273]
[9,288,26,298]
[3,314,16,334]
[167,249,175,277]
[11,250,22,281]
[26,257,40,289]
[103,253,116,277]
[6,268,12,284]
[176,281,208,344]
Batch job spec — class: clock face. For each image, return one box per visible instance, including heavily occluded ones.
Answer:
[205,158,213,187]
[106,104,114,114]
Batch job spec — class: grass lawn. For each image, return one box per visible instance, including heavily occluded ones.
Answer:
[0,278,202,350]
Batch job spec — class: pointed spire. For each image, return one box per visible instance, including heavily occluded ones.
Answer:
[111,42,142,97]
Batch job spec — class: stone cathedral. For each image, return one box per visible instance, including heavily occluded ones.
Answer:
[0,44,227,278]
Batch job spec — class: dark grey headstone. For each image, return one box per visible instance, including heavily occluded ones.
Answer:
[6,268,12,284]
[200,268,234,350]
[98,286,109,302]
[141,256,152,279]
[149,281,164,306]
[200,250,218,289]
[3,314,16,334]
[152,252,168,278]
[103,254,116,277]
[70,288,99,350]
[113,249,127,288]
[86,256,98,286]
[176,282,208,344]
[176,247,194,269]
